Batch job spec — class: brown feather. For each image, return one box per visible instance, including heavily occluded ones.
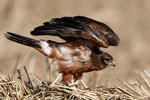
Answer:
[31,16,120,48]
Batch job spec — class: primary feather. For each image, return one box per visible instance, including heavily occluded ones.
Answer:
[31,16,120,48]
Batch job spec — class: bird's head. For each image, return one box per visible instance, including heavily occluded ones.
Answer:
[92,46,116,67]
[101,52,116,67]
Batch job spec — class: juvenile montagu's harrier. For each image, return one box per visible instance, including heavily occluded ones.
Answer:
[5,16,120,85]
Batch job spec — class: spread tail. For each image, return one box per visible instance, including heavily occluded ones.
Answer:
[5,32,41,48]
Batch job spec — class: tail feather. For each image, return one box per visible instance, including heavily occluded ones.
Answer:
[5,32,40,48]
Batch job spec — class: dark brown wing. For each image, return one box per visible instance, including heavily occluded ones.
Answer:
[31,17,108,48]
[72,16,120,46]
[31,16,119,48]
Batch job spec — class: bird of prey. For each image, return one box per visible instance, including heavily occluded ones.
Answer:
[5,16,119,85]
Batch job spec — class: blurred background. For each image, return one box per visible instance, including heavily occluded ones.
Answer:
[0,0,150,86]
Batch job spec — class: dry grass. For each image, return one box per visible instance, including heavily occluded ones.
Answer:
[0,66,150,100]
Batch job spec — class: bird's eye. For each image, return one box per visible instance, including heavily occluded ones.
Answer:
[104,59,110,64]
[103,59,116,67]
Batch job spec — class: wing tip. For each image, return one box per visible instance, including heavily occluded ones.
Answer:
[4,32,14,38]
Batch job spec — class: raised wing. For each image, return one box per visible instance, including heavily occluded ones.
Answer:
[72,16,120,46]
[31,16,119,48]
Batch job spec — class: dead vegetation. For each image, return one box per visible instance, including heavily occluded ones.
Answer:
[0,66,150,100]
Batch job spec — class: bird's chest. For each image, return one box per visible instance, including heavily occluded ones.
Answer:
[56,45,91,68]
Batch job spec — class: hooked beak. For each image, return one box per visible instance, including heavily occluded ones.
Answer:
[105,59,116,67]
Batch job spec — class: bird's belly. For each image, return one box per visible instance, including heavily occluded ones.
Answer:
[56,46,92,74]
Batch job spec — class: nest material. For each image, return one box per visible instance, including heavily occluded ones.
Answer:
[0,71,150,100]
